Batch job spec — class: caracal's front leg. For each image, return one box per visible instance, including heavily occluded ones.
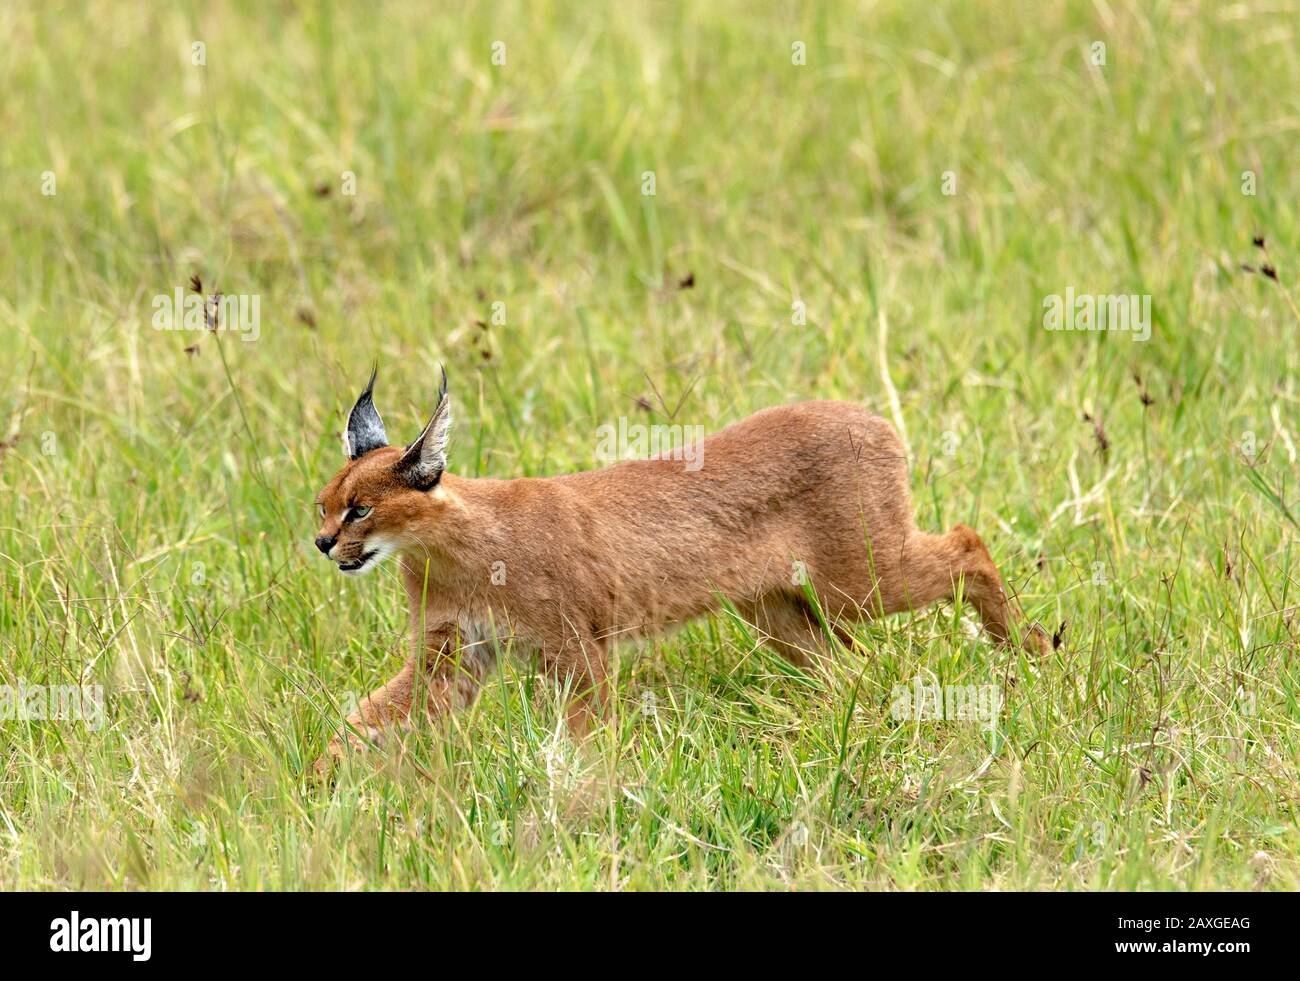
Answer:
[539,631,610,740]
[312,623,493,777]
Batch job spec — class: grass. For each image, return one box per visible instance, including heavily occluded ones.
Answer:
[1,0,1299,890]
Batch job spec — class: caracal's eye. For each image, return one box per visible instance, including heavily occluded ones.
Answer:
[317,504,325,519]
[351,505,372,520]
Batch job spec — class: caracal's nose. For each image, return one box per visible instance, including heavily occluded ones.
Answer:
[315,535,336,555]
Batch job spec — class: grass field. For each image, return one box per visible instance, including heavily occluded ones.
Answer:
[2,0,1299,890]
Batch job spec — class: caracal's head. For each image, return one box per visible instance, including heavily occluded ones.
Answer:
[313,365,451,576]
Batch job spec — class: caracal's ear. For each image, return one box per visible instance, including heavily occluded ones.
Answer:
[396,366,450,490]
[344,362,389,459]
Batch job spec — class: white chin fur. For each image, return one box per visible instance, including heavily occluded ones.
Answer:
[337,539,395,576]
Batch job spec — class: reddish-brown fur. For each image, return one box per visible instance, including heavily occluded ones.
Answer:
[312,398,1047,774]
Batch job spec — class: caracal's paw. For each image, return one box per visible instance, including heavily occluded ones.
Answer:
[309,740,348,782]
[309,725,387,782]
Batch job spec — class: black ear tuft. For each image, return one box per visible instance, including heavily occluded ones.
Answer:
[396,366,451,490]
[344,362,389,459]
